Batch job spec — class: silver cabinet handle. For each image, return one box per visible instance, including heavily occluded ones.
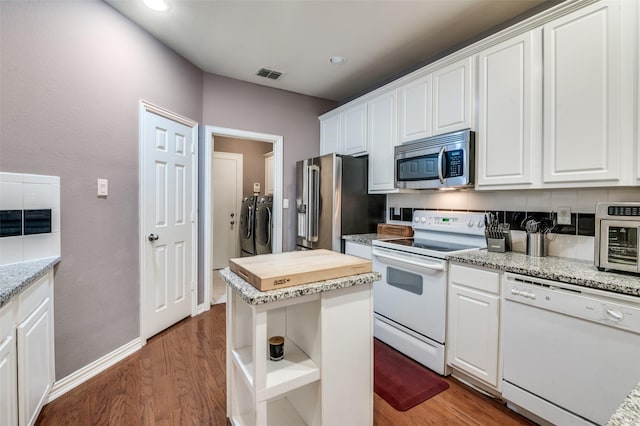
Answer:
[148,233,159,242]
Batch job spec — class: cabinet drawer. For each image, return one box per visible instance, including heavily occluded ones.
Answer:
[449,263,500,294]
[17,271,52,323]
[344,241,372,260]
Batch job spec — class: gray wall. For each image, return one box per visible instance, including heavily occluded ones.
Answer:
[0,1,203,378]
[202,73,337,251]
[214,136,273,197]
[1,0,336,379]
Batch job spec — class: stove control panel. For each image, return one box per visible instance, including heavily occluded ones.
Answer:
[412,210,487,236]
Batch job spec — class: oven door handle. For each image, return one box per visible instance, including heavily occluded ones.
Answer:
[373,251,445,272]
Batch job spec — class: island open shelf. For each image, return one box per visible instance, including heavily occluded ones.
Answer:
[221,265,380,426]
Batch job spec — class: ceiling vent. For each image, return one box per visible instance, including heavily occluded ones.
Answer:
[256,68,284,80]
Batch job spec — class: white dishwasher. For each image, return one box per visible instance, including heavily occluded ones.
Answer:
[502,273,640,426]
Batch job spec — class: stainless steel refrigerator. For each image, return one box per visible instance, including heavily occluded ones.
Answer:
[296,153,386,252]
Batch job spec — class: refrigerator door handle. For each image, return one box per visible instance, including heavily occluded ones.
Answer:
[308,165,320,242]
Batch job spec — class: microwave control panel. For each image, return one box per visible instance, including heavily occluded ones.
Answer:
[447,150,464,177]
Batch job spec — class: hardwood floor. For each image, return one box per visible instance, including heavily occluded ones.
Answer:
[37,304,533,425]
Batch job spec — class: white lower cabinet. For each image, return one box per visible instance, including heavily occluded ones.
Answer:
[344,241,372,260]
[1,270,55,426]
[227,283,373,425]
[447,263,501,390]
[0,301,18,426]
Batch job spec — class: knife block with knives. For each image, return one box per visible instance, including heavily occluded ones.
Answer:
[484,213,512,253]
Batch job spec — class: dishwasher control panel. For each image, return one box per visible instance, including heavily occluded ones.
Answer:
[505,274,640,334]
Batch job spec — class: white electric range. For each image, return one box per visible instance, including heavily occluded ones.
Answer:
[372,210,487,375]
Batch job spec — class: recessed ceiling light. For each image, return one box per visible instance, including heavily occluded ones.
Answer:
[329,56,347,65]
[143,0,169,12]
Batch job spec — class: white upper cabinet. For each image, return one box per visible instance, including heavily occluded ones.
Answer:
[398,73,432,143]
[341,102,368,156]
[320,113,341,156]
[432,56,474,135]
[319,102,368,157]
[476,29,542,189]
[368,90,398,193]
[543,1,621,185]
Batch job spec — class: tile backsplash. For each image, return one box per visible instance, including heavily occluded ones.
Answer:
[387,188,640,262]
[0,173,60,265]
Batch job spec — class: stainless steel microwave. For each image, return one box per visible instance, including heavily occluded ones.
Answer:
[394,129,475,190]
[595,202,640,274]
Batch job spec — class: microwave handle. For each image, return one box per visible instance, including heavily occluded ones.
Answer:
[437,146,446,184]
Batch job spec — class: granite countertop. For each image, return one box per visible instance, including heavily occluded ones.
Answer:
[447,250,640,297]
[607,383,640,426]
[219,267,381,305]
[342,233,401,246]
[0,257,61,308]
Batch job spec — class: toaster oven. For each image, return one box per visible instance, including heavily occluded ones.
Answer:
[595,202,640,273]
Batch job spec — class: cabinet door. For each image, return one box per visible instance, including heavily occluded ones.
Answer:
[17,299,54,426]
[432,56,474,135]
[368,91,398,193]
[477,29,542,188]
[341,103,368,156]
[543,1,621,184]
[320,114,341,155]
[398,74,432,143]
[0,335,17,426]
[448,284,500,388]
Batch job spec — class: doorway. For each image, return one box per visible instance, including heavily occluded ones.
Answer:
[203,126,283,306]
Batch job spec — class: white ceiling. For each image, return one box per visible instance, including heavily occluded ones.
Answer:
[106,0,551,102]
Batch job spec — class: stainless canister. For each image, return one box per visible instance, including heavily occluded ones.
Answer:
[526,233,547,257]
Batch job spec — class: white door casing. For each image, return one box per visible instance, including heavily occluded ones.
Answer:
[212,151,243,269]
[203,126,283,308]
[139,101,198,340]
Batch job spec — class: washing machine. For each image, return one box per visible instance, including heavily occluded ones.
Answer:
[239,196,257,256]
[255,195,273,255]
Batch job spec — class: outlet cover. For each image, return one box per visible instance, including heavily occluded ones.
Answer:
[557,206,571,225]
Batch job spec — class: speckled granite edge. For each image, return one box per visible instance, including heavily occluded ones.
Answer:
[342,233,403,246]
[219,267,381,305]
[0,257,61,308]
[447,250,640,297]
[607,383,640,426]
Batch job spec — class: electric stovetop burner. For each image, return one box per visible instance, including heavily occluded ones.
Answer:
[382,238,480,253]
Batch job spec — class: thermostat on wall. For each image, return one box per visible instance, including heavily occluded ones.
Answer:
[253,183,260,193]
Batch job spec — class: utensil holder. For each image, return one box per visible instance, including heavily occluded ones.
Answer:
[526,233,547,257]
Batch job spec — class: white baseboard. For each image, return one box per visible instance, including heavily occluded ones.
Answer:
[196,302,210,314]
[47,337,143,403]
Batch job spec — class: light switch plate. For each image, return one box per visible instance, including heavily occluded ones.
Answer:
[97,179,108,197]
[283,198,289,209]
[557,206,571,225]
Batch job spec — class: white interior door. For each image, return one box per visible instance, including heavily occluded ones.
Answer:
[141,105,197,340]
[212,151,243,269]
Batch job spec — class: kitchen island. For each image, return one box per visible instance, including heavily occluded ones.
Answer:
[220,266,380,426]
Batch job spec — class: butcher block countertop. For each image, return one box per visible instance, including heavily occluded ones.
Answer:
[219,266,381,305]
[0,256,60,308]
[448,250,640,298]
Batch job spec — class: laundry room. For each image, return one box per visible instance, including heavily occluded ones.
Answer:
[210,136,275,303]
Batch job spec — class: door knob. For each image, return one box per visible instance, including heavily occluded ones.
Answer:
[147,233,159,242]
[230,221,235,225]
[230,213,235,217]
